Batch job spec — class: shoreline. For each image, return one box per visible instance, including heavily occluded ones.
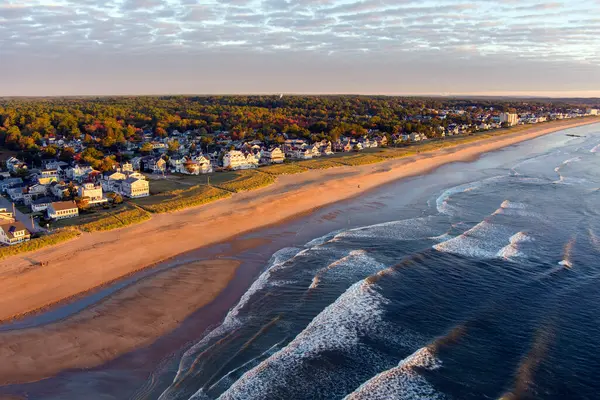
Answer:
[0,118,598,324]
[0,117,598,388]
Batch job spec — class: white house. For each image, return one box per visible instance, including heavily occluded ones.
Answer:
[47,201,79,220]
[0,221,31,246]
[223,150,258,170]
[78,183,107,205]
[260,147,286,165]
[122,177,150,198]
[67,165,95,181]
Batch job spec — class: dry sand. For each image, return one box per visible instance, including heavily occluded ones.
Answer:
[0,118,598,324]
[0,259,239,385]
[0,118,597,386]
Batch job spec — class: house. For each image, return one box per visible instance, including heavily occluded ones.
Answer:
[0,221,31,246]
[121,177,150,198]
[0,178,23,193]
[130,157,142,171]
[101,171,127,192]
[28,183,48,196]
[50,182,70,199]
[7,186,26,202]
[66,165,95,181]
[191,155,213,174]
[40,169,59,178]
[78,183,107,205]
[31,197,53,213]
[0,208,15,223]
[260,148,285,165]
[223,150,257,170]
[47,201,79,220]
[6,157,27,173]
[121,162,134,173]
[143,157,167,174]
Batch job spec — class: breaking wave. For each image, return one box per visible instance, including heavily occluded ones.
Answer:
[344,347,444,400]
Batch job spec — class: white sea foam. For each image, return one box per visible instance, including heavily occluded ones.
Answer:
[309,250,386,290]
[217,280,421,399]
[434,218,515,259]
[496,232,534,260]
[334,216,444,242]
[304,229,347,248]
[591,144,600,153]
[344,347,444,400]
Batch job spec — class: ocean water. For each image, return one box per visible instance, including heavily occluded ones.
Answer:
[154,124,600,400]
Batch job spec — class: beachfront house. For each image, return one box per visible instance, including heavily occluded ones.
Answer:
[260,148,286,165]
[0,221,31,246]
[121,177,150,198]
[47,201,79,220]
[223,150,258,170]
[78,183,107,205]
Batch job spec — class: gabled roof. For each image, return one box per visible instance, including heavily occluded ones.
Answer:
[0,221,30,239]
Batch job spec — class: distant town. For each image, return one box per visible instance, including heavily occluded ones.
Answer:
[0,95,598,246]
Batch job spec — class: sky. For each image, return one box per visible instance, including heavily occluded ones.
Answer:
[1,0,600,97]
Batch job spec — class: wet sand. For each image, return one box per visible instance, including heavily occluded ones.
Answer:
[0,118,598,326]
[0,259,239,385]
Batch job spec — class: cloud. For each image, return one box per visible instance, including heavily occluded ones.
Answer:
[0,0,598,95]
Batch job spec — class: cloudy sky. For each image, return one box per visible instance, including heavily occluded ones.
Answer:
[1,0,600,96]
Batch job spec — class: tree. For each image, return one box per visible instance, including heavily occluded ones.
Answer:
[140,142,153,155]
[75,196,90,211]
[168,140,180,155]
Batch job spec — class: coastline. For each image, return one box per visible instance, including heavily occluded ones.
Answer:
[0,118,598,324]
[0,117,596,386]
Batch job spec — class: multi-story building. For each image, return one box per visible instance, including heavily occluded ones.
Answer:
[500,113,519,126]
[122,177,150,198]
[223,150,258,170]
[78,183,106,205]
[260,148,286,164]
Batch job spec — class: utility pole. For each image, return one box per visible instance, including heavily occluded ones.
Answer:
[31,215,35,232]
[12,202,15,216]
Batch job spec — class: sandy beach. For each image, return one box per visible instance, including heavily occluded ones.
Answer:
[0,118,598,325]
[0,117,598,386]
[0,259,239,385]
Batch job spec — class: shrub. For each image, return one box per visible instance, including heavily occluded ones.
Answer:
[0,229,81,260]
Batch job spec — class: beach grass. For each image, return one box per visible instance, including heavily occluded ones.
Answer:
[0,229,81,260]
[214,170,276,193]
[134,185,231,213]
[300,159,345,169]
[261,163,309,175]
[335,154,385,166]
[78,206,151,232]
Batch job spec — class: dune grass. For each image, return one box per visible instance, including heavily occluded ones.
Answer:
[261,163,308,175]
[214,170,276,193]
[135,185,231,213]
[78,206,151,232]
[0,229,81,260]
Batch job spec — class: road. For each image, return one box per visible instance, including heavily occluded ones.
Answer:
[0,195,44,232]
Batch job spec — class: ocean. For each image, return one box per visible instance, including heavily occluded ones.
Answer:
[2,124,600,400]
[155,123,600,400]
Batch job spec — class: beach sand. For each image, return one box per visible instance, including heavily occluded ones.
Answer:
[0,259,239,385]
[0,118,598,386]
[0,118,598,325]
